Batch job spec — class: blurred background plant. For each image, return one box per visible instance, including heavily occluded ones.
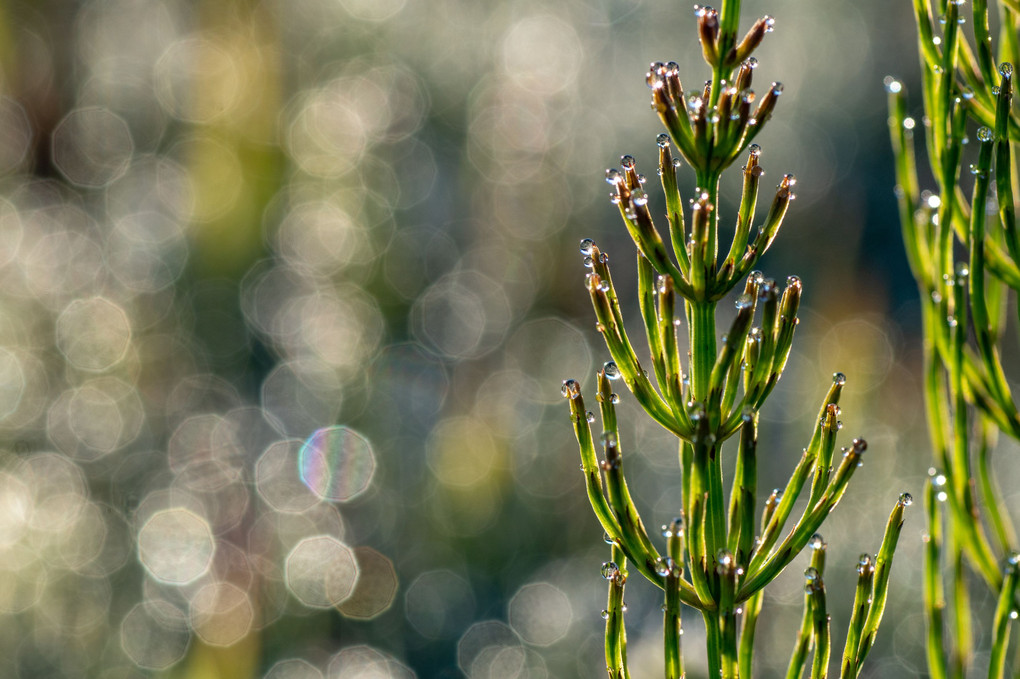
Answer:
[888,0,1020,675]
[0,0,963,676]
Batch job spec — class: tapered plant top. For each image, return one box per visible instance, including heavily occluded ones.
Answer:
[562,3,908,678]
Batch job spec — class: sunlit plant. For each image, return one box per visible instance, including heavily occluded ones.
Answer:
[563,0,909,676]
[888,0,1020,674]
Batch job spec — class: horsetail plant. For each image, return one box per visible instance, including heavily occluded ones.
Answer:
[888,0,1020,674]
[562,1,909,676]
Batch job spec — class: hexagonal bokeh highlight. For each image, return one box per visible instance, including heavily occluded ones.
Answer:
[298,426,375,502]
[457,621,524,678]
[52,106,133,187]
[507,581,572,646]
[263,658,322,679]
[137,507,214,585]
[120,600,190,670]
[337,547,398,620]
[326,645,415,679]
[285,535,359,608]
[404,570,475,640]
[189,581,254,647]
[255,439,320,514]
[55,297,132,372]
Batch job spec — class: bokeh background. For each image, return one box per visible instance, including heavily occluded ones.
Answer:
[0,0,1012,676]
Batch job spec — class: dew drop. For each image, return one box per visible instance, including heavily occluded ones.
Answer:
[561,379,580,399]
[605,168,623,185]
[620,155,636,170]
[993,86,1001,96]
[603,361,622,380]
[580,238,596,255]
[1001,62,1014,77]
[586,411,596,423]
[601,609,609,620]
[763,15,775,31]
[903,117,916,130]
[748,143,762,158]
[899,492,913,506]
[601,561,619,579]
[833,372,847,385]
[883,76,903,93]
[808,534,825,550]
[657,133,670,148]
[604,532,615,545]
[977,126,994,142]
[610,393,621,405]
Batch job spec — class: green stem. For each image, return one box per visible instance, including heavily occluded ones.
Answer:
[688,301,717,405]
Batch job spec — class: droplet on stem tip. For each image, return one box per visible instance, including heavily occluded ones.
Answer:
[883,76,903,93]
